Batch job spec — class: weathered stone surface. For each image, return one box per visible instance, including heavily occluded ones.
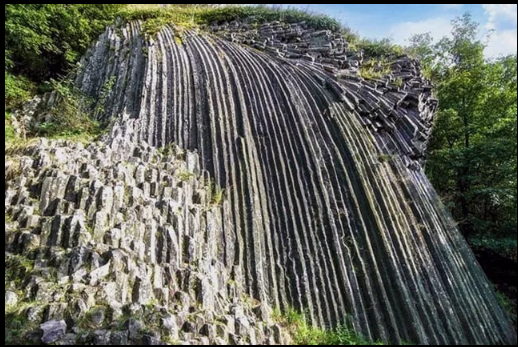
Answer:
[235,316,251,338]
[182,321,197,334]
[162,314,179,340]
[27,305,45,323]
[88,260,111,285]
[40,320,67,344]
[93,330,111,345]
[90,307,106,327]
[271,324,284,345]
[127,318,143,340]
[5,290,18,307]
[214,337,227,345]
[143,335,160,345]
[110,331,129,345]
[199,323,217,340]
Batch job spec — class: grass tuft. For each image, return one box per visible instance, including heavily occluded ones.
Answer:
[120,5,342,32]
[272,306,382,345]
[177,171,194,182]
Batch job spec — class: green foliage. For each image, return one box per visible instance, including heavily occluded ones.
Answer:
[198,5,341,31]
[358,38,403,58]
[5,112,16,142]
[5,309,38,345]
[412,14,517,243]
[34,79,102,140]
[174,28,186,46]
[5,212,13,224]
[330,326,384,345]
[271,307,283,322]
[5,3,344,123]
[5,254,35,288]
[142,16,171,40]
[76,305,110,329]
[94,75,117,117]
[344,30,360,50]
[495,290,517,326]
[207,180,226,205]
[5,71,32,110]
[5,4,123,124]
[273,306,381,345]
[158,143,176,157]
[359,59,391,80]
[120,5,342,32]
[284,306,305,325]
[5,4,123,82]
[393,77,404,88]
[177,171,194,182]
[405,32,435,78]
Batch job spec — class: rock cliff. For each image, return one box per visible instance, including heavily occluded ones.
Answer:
[5,17,516,345]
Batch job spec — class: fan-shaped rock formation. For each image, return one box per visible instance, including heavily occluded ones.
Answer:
[6,18,516,345]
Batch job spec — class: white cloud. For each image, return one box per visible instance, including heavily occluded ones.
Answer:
[482,4,517,57]
[388,17,453,46]
[484,29,518,57]
[482,4,517,30]
[442,4,463,10]
[387,6,517,58]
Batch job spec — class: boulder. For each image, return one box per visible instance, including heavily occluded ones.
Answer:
[5,290,18,308]
[40,320,67,344]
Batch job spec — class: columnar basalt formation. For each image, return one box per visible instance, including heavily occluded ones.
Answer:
[6,17,516,345]
[5,129,286,345]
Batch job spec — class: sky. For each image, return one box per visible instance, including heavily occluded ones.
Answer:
[282,4,517,58]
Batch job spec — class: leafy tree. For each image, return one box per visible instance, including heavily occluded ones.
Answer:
[5,4,122,81]
[408,14,517,242]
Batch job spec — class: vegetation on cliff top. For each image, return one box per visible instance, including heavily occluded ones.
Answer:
[121,4,342,31]
[5,4,394,111]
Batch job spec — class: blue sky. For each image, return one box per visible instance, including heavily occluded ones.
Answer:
[281,4,517,58]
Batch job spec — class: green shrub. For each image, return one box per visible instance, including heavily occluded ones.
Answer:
[329,325,383,345]
[142,16,172,40]
[393,77,404,87]
[358,38,403,58]
[94,75,117,117]
[359,59,391,80]
[272,306,381,345]
[495,290,517,327]
[5,4,123,82]
[207,180,226,205]
[5,71,31,110]
[34,79,101,140]
[197,5,341,31]
[177,171,194,181]
[121,5,342,32]
[5,112,16,142]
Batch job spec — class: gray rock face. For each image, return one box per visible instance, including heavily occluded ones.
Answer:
[5,290,18,307]
[182,321,197,333]
[40,320,67,344]
[90,308,106,327]
[5,17,516,346]
[162,315,179,340]
[127,318,143,340]
[5,136,278,345]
